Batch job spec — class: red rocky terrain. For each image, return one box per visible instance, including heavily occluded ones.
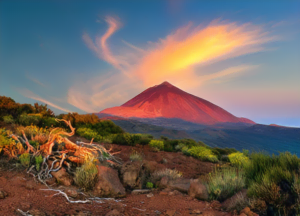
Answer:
[0,137,239,216]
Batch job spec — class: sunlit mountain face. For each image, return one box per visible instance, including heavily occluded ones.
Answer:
[100,81,254,125]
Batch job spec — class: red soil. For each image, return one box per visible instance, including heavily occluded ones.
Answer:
[100,81,254,125]
[0,139,232,216]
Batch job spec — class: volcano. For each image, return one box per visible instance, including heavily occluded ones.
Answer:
[99,81,255,125]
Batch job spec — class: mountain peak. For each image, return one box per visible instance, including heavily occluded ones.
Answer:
[159,81,173,87]
[100,82,255,125]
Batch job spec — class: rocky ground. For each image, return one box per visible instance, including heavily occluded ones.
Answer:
[0,136,256,216]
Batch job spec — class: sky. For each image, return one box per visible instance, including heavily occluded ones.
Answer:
[0,0,300,127]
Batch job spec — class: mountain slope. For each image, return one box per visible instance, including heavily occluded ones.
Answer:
[100,81,254,125]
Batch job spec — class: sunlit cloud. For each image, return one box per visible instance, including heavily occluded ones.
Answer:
[20,89,72,113]
[70,17,278,112]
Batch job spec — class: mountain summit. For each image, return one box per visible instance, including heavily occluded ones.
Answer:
[99,81,255,125]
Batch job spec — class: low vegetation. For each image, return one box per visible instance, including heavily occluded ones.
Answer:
[205,167,245,202]
[74,159,98,191]
[150,168,182,184]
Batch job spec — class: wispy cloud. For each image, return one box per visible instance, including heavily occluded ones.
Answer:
[69,17,278,112]
[27,75,47,88]
[20,89,72,113]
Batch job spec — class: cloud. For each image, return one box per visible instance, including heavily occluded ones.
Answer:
[82,16,130,72]
[70,18,277,112]
[26,75,47,88]
[20,89,72,113]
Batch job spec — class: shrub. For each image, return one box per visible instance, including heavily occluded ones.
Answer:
[129,151,143,161]
[146,182,153,189]
[76,127,102,142]
[226,192,250,212]
[19,153,31,167]
[0,129,25,158]
[150,168,182,183]
[29,140,39,149]
[149,140,164,151]
[205,168,245,202]
[3,115,14,124]
[35,155,43,171]
[139,134,153,145]
[188,146,218,163]
[18,114,42,126]
[16,125,48,138]
[40,117,58,128]
[228,152,250,168]
[74,160,98,191]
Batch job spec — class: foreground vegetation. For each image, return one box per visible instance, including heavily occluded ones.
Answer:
[1,95,300,215]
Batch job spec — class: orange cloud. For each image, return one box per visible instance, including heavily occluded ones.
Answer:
[71,18,277,112]
[134,21,275,87]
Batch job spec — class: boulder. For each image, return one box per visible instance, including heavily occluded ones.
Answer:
[158,176,169,188]
[50,167,73,186]
[120,161,142,189]
[105,209,121,216]
[168,178,191,193]
[188,179,208,200]
[93,165,126,198]
[131,189,151,195]
[221,189,248,210]
[66,188,78,198]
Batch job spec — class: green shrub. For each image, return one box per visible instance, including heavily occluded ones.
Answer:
[3,115,14,124]
[150,168,182,183]
[76,127,102,142]
[146,182,153,189]
[74,160,98,191]
[149,140,164,151]
[29,140,39,149]
[139,134,152,145]
[228,152,250,168]
[40,117,58,128]
[205,168,245,202]
[188,146,218,163]
[19,153,31,167]
[35,155,43,171]
[18,114,42,126]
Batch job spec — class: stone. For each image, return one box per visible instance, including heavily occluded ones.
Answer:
[28,209,46,216]
[159,191,168,195]
[0,190,8,199]
[120,161,142,189]
[168,178,190,193]
[93,165,126,198]
[45,177,56,185]
[146,193,154,198]
[210,200,222,211]
[25,181,35,190]
[131,189,151,195]
[165,209,176,216]
[188,179,208,200]
[20,202,31,210]
[105,209,121,216]
[51,167,73,186]
[66,188,78,198]
[240,207,251,215]
[191,209,202,214]
[221,189,248,210]
[159,176,169,188]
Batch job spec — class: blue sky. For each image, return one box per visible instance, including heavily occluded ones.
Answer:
[1,0,300,127]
